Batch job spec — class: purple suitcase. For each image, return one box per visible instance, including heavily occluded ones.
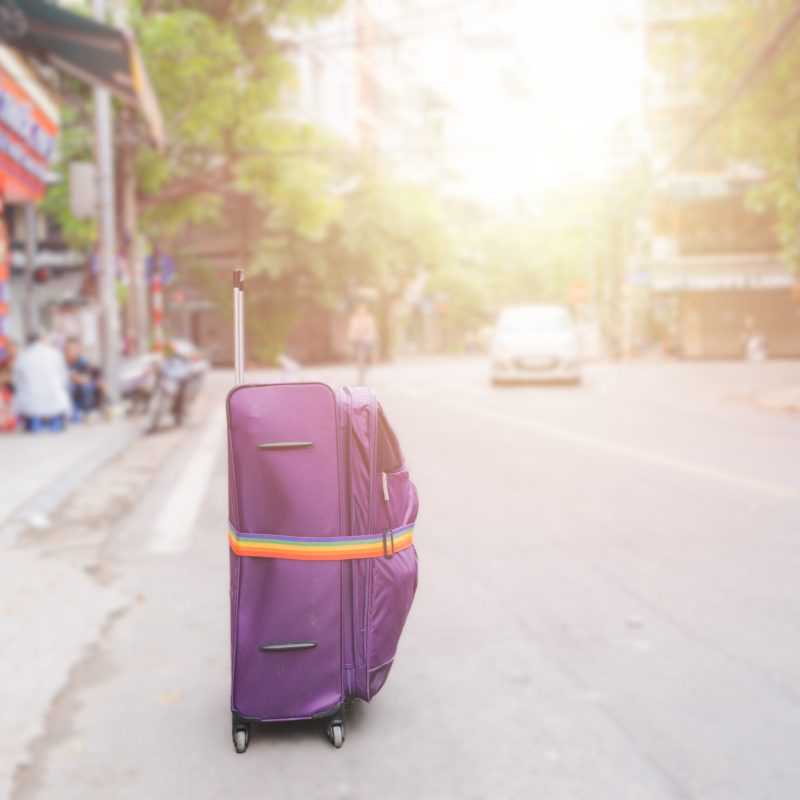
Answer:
[227,271,419,752]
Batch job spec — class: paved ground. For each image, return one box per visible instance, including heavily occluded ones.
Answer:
[0,403,190,799]
[0,417,141,536]
[7,358,800,799]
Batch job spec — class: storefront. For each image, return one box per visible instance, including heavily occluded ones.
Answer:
[0,0,162,367]
[0,45,58,363]
[648,253,800,358]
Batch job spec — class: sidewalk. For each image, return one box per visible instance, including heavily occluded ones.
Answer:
[0,418,143,799]
[0,377,226,800]
[0,418,141,540]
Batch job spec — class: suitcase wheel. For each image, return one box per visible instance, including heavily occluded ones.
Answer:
[234,728,249,753]
[326,721,345,749]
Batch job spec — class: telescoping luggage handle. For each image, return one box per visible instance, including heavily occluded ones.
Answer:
[233,269,316,451]
[233,269,245,386]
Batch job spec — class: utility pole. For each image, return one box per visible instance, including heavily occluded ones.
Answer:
[119,107,147,354]
[587,212,597,319]
[93,0,121,405]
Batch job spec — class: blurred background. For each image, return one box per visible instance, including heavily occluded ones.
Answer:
[1,0,800,798]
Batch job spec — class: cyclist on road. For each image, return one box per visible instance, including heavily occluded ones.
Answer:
[347,303,377,386]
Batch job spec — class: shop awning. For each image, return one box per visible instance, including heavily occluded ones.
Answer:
[8,0,164,148]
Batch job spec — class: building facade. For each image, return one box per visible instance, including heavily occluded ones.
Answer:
[0,46,60,362]
[644,0,800,358]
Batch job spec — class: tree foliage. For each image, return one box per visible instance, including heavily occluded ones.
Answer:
[130,0,343,238]
[39,0,649,360]
[686,0,800,267]
[428,169,646,344]
[243,155,456,361]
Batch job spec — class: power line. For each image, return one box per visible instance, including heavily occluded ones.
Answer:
[289,0,485,50]
[194,137,646,161]
[152,0,510,62]
[285,0,521,53]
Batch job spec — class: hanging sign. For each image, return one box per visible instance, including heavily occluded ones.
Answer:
[0,48,59,203]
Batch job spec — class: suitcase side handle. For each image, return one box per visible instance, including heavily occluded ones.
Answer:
[257,441,315,451]
[233,269,245,386]
[259,641,317,652]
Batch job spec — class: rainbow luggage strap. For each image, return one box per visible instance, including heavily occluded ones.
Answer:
[229,523,414,561]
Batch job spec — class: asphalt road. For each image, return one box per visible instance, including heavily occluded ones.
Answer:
[14,358,800,800]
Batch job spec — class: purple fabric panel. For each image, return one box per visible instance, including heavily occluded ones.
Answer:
[228,410,242,706]
[368,661,394,698]
[342,386,373,534]
[336,394,354,690]
[228,384,341,537]
[376,468,419,534]
[340,386,374,701]
[228,383,343,721]
[366,547,418,688]
[232,557,343,720]
[364,465,419,698]
[350,434,420,701]
[352,555,370,700]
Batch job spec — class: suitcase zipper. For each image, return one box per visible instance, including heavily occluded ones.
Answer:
[381,471,389,502]
[361,392,379,677]
[340,388,363,674]
[367,392,378,531]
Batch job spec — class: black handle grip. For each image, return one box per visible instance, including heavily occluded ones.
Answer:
[257,441,315,451]
[233,269,245,291]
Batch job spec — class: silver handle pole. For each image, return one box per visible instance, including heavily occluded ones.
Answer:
[233,269,245,385]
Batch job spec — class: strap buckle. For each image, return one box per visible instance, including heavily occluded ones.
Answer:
[382,529,395,559]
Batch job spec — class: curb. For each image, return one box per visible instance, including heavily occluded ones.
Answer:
[0,425,142,545]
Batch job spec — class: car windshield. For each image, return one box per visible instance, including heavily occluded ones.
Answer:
[497,307,571,335]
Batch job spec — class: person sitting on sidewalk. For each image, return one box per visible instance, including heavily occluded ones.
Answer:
[12,332,71,432]
[64,337,103,421]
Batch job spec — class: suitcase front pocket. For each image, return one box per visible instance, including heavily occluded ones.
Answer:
[365,544,418,698]
[362,465,419,698]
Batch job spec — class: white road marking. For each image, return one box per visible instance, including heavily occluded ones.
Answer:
[435,380,493,399]
[148,414,225,554]
[394,385,432,398]
[441,399,800,499]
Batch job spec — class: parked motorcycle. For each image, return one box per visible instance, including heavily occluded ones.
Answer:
[120,353,159,415]
[144,339,207,433]
[121,340,207,433]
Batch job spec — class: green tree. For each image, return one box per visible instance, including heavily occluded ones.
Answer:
[41,0,353,359]
[685,0,800,267]
[44,1,344,245]
[242,155,455,362]
[427,167,646,348]
[131,0,342,238]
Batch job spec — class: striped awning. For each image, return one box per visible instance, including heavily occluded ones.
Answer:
[6,0,163,148]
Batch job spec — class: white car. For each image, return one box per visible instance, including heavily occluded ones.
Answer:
[490,304,582,385]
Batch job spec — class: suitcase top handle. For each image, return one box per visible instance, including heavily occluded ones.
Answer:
[257,441,315,451]
[259,641,317,652]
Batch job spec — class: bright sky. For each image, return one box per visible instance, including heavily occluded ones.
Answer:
[397,0,648,209]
